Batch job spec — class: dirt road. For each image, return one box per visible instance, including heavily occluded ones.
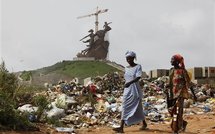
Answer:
[77,114,215,134]
[0,114,215,134]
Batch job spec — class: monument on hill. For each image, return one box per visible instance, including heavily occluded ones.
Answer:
[76,7,111,60]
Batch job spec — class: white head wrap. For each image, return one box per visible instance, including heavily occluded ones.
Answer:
[125,51,136,58]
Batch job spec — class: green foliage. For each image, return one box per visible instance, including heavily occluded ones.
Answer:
[33,95,49,109]
[0,110,35,130]
[0,61,36,130]
[14,85,46,106]
[0,62,18,97]
[33,95,49,122]
[16,85,44,95]
[20,71,32,81]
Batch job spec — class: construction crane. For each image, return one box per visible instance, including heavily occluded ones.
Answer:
[77,7,108,32]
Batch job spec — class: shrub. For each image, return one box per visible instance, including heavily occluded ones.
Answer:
[0,61,37,130]
[32,95,49,122]
[19,71,32,81]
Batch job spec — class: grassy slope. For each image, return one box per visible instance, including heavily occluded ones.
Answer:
[27,60,123,85]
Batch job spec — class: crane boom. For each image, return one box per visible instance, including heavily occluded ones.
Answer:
[77,13,95,19]
[77,7,108,32]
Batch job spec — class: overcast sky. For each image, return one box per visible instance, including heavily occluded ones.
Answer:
[0,0,215,73]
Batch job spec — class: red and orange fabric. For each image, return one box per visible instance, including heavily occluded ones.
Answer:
[172,54,185,69]
[168,54,190,133]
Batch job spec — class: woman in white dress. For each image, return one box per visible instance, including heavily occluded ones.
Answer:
[113,51,147,133]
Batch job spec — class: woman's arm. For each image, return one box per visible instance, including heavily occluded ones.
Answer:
[124,77,141,88]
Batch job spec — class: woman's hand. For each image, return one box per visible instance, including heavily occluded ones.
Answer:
[124,82,132,88]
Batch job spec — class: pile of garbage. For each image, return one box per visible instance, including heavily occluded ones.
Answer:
[17,72,215,132]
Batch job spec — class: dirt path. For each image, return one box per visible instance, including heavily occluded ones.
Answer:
[0,114,215,134]
[77,114,215,134]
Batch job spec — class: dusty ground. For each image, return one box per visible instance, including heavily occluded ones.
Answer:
[1,113,215,134]
[77,114,215,134]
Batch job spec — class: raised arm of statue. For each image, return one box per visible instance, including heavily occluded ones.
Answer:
[80,34,90,41]
[103,22,112,27]
[80,29,94,41]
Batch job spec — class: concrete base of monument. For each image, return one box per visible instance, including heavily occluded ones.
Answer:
[73,57,95,61]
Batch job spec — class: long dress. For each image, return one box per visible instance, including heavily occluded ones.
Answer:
[121,64,145,126]
[169,68,190,132]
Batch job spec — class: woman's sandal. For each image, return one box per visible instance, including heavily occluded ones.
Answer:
[113,127,124,133]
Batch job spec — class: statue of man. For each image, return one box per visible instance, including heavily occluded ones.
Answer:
[103,22,112,32]
[80,29,96,47]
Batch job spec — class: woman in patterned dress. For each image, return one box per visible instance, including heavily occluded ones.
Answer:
[167,54,190,134]
[113,51,147,133]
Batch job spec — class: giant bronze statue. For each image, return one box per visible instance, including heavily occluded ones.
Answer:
[76,7,111,60]
[77,22,111,60]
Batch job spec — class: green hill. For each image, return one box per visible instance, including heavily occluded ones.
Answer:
[20,60,124,86]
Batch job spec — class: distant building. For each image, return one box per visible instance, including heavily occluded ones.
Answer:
[202,67,209,78]
[149,67,215,85]
[186,67,215,85]
[149,69,169,78]
[202,67,215,78]
[187,67,203,80]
